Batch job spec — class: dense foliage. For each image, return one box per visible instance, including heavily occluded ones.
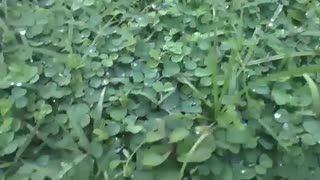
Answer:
[1,0,320,179]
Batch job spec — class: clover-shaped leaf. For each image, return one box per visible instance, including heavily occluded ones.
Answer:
[142,147,171,167]
[163,61,180,77]
[169,128,190,143]
[110,107,127,121]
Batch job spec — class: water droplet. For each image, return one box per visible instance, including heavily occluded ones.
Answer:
[268,22,274,27]
[44,0,55,6]
[226,5,229,9]
[19,29,26,36]
[52,99,56,103]
[252,89,256,92]
[270,18,275,22]
[59,73,63,77]
[283,123,289,130]
[59,28,65,33]
[195,130,200,135]
[102,79,108,85]
[121,73,126,77]
[241,169,246,174]
[151,4,156,9]
[10,82,15,86]
[16,82,22,87]
[81,34,85,38]
[30,59,34,63]
[274,112,281,119]
[297,27,303,32]
[122,149,130,158]
[113,29,117,33]
[144,82,149,86]
[106,72,110,76]
[88,47,96,53]
[279,163,283,167]
[280,29,285,37]
[132,63,138,67]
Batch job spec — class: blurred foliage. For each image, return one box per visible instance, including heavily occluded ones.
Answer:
[1,0,320,179]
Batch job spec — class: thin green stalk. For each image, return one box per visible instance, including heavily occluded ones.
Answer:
[179,133,208,180]
[123,141,144,177]
[93,87,106,129]
[303,74,320,115]
[257,118,289,152]
[210,49,219,118]
[247,51,315,66]
[14,121,41,162]
[53,154,88,180]
[218,51,238,109]
[248,66,320,87]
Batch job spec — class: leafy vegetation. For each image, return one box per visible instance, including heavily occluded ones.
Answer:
[1,0,320,179]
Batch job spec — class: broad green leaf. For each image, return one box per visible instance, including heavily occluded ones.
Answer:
[255,165,267,175]
[163,61,180,77]
[106,122,121,136]
[169,128,190,143]
[146,131,164,143]
[142,150,171,167]
[259,154,273,168]
[93,129,109,141]
[178,147,213,163]
[67,104,91,151]
[110,108,127,121]
[195,67,212,77]
[226,126,252,144]
[126,124,143,134]
[303,120,320,134]
[0,98,13,116]
[301,134,316,145]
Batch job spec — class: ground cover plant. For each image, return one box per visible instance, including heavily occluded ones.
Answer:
[1,0,320,179]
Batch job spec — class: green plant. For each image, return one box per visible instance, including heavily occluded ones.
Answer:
[1,0,320,180]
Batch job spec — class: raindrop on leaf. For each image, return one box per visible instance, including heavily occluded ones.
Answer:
[283,123,289,130]
[16,82,22,87]
[268,22,274,27]
[274,112,281,119]
[19,29,26,36]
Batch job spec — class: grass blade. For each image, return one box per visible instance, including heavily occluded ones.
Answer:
[247,51,315,66]
[93,87,106,129]
[179,133,208,180]
[303,74,320,115]
[248,66,320,87]
[218,51,238,109]
[207,48,219,118]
